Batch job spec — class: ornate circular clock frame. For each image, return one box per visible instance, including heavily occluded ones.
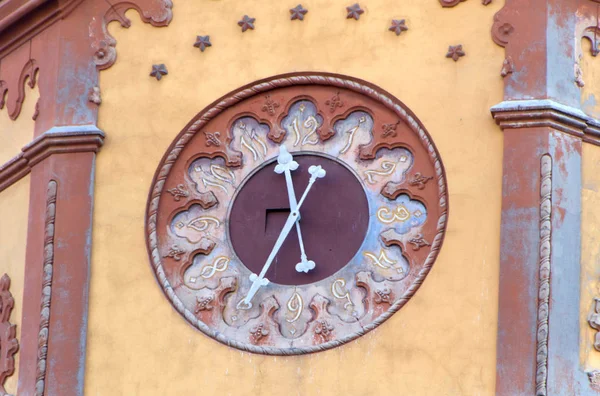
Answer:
[145,72,449,355]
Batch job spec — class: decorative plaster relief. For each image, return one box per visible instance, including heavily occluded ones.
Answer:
[0,58,39,121]
[238,15,255,32]
[346,3,364,20]
[575,62,585,87]
[500,56,515,77]
[439,0,466,7]
[535,154,552,396]
[446,45,465,61]
[35,180,57,396]
[582,27,600,57]
[388,19,408,36]
[193,36,212,52]
[588,371,600,392]
[589,297,600,351]
[0,274,18,396]
[88,86,102,105]
[90,0,173,70]
[491,14,514,48]
[150,64,168,80]
[290,5,308,21]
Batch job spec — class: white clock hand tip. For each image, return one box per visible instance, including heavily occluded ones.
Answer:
[275,146,299,174]
[308,165,326,179]
[295,259,316,273]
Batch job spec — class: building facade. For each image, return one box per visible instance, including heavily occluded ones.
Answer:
[0,0,599,394]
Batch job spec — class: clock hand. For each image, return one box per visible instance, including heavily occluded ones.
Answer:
[274,146,315,274]
[239,163,326,308]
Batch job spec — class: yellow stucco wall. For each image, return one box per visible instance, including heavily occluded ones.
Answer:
[0,85,37,165]
[0,175,30,395]
[89,0,504,394]
[577,22,600,373]
[581,144,600,370]
[581,32,600,118]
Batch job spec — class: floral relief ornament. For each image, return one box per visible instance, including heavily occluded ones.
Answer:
[446,45,465,62]
[290,4,308,21]
[314,320,335,340]
[193,35,212,52]
[150,64,168,80]
[163,245,185,261]
[325,92,344,113]
[389,19,408,36]
[204,131,222,147]
[408,234,431,250]
[238,15,255,32]
[346,3,364,20]
[261,95,280,116]
[382,120,402,138]
[408,173,433,189]
[166,184,189,201]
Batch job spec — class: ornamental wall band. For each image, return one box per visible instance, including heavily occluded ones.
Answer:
[145,73,448,354]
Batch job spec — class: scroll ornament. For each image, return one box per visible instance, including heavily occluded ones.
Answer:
[0,274,19,396]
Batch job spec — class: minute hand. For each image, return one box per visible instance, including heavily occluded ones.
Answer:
[240,165,326,307]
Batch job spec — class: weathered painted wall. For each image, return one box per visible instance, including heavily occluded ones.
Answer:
[0,84,37,165]
[88,0,504,394]
[581,33,600,118]
[581,143,600,370]
[580,31,600,372]
[0,175,30,394]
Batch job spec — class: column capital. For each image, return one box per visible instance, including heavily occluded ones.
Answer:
[491,99,600,145]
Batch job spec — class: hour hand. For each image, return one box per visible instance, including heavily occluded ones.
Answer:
[295,257,315,273]
[275,146,316,273]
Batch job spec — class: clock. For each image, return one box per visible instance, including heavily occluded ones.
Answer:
[146,72,448,354]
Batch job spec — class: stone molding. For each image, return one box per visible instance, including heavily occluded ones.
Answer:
[0,125,104,192]
[491,99,600,144]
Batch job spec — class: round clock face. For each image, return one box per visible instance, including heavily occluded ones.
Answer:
[146,73,448,354]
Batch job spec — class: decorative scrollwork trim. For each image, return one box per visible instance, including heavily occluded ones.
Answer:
[91,0,173,70]
[35,180,57,396]
[0,274,18,396]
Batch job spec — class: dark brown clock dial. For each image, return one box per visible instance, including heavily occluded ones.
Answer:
[229,154,369,285]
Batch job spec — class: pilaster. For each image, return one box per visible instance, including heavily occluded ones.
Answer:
[491,0,595,393]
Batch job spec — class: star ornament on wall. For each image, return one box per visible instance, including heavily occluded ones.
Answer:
[389,19,408,36]
[194,35,212,52]
[290,4,308,21]
[346,3,364,20]
[150,64,168,80]
[238,15,255,32]
[446,45,466,62]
